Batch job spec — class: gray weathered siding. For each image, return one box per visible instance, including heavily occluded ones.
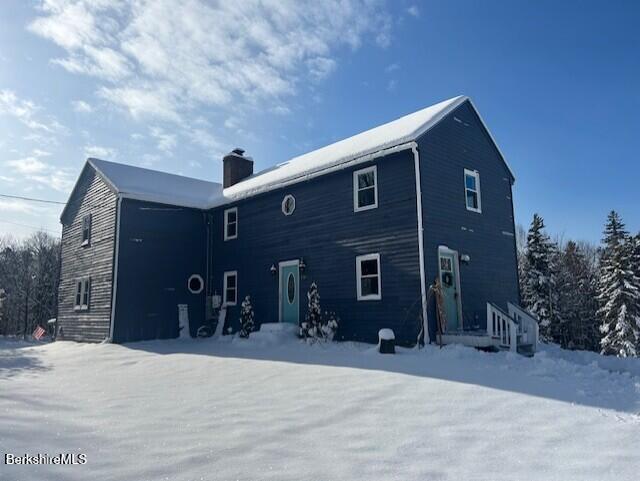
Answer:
[418,100,519,338]
[58,166,117,342]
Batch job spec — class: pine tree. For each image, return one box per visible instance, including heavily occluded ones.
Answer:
[597,211,640,357]
[521,214,561,342]
[556,241,599,350]
[238,295,255,338]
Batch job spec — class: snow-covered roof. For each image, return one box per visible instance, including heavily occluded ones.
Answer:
[61,158,223,218]
[62,95,512,218]
[218,95,512,204]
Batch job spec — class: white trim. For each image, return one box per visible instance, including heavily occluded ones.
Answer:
[108,195,122,341]
[464,168,482,213]
[223,271,238,306]
[353,165,378,212]
[188,274,204,294]
[356,253,382,301]
[281,194,296,216]
[278,259,300,323]
[437,245,464,330]
[223,207,238,241]
[411,144,429,345]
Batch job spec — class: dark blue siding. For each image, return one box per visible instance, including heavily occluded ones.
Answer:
[113,199,207,343]
[209,150,423,345]
[418,100,519,339]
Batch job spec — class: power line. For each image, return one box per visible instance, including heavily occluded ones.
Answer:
[0,193,66,205]
[0,219,60,236]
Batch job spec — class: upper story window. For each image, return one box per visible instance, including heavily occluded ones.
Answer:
[353,165,378,212]
[74,277,91,310]
[224,207,238,241]
[356,253,381,301]
[81,214,91,246]
[464,169,481,213]
[223,271,237,306]
[281,194,296,216]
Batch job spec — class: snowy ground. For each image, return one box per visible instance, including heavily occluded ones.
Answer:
[1,331,639,481]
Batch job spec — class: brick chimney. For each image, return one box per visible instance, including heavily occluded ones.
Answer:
[222,148,253,188]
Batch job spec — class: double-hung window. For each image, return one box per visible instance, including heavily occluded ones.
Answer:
[353,166,378,212]
[224,207,238,240]
[464,169,481,213]
[356,253,381,301]
[223,271,237,306]
[81,214,91,246]
[74,277,91,310]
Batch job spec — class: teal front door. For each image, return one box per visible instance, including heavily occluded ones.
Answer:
[438,251,461,331]
[280,261,299,324]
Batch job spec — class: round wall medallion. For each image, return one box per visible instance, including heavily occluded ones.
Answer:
[188,274,204,294]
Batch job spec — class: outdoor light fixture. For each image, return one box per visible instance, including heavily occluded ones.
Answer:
[299,258,306,273]
[460,254,471,264]
[270,264,277,275]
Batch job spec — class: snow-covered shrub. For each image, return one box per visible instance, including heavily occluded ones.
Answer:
[239,296,255,338]
[300,282,339,342]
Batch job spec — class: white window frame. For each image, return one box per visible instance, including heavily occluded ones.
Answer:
[353,165,378,212]
[81,214,91,246]
[74,277,91,311]
[464,169,482,213]
[223,271,238,306]
[224,207,238,241]
[356,253,382,301]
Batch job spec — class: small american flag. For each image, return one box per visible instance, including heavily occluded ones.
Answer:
[32,326,46,341]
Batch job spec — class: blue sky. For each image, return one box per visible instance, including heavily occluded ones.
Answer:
[0,1,638,242]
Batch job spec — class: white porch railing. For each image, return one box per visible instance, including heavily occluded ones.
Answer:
[508,302,539,352]
[486,303,518,352]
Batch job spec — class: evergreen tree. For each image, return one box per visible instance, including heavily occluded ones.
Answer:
[300,282,321,340]
[521,214,561,342]
[597,211,640,357]
[556,241,599,350]
[238,295,255,338]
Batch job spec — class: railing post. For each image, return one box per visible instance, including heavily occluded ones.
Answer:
[509,319,518,352]
[486,303,493,337]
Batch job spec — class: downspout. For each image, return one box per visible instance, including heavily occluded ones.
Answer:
[108,195,122,342]
[411,143,430,345]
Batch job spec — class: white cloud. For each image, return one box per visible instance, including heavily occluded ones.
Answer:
[0,198,40,214]
[28,0,393,123]
[307,57,337,81]
[407,5,420,18]
[84,145,115,159]
[6,156,48,175]
[387,79,398,92]
[149,127,177,154]
[4,152,74,192]
[71,100,93,113]
[0,89,64,133]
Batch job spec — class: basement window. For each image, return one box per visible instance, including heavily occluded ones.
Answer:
[223,271,237,306]
[353,165,378,212]
[81,214,91,246]
[464,169,481,213]
[356,253,381,301]
[74,277,91,310]
[224,207,238,241]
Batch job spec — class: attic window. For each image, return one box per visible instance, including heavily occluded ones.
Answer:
[224,207,238,241]
[81,214,91,246]
[353,165,378,212]
[464,169,481,213]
